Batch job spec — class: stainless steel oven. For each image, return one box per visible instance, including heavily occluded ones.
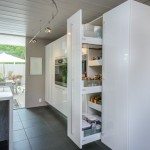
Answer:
[55,58,67,87]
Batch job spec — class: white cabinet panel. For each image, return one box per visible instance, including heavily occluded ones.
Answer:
[45,44,51,104]
[54,85,67,116]
[45,43,54,106]
[54,86,63,112]
[67,10,82,148]
[102,1,150,150]
[129,1,150,150]
[45,36,67,117]
[61,36,67,56]
[102,2,129,150]
[54,39,61,58]
[50,43,55,104]
[53,35,67,58]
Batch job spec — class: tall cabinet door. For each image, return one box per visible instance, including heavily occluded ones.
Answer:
[129,1,150,149]
[67,10,82,148]
[45,44,51,103]
[102,1,130,150]
[49,43,54,105]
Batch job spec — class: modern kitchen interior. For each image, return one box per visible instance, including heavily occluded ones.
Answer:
[0,0,150,150]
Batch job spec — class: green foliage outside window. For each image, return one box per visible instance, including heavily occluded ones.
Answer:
[0,44,25,59]
[62,65,67,83]
[0,73,4,82]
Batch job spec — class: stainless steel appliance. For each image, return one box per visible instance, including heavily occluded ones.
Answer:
[55,58,67,87]
[82,54,87,76]
[82,59,86,75]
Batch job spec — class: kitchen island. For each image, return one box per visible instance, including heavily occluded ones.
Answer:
[0,86,13,150]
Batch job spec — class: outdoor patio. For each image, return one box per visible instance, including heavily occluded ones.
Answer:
[13,90,25,109]
[0,52,25,109]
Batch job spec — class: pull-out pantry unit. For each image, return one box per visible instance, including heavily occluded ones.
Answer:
[67,0,150,150]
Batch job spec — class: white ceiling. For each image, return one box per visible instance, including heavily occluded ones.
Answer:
[0,0,149,41]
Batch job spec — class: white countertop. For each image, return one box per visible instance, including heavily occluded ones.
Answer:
[0,86,13,101]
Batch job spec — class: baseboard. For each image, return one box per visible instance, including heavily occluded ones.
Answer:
[25,101,48,108]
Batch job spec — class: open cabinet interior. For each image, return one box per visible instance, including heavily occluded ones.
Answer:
[82,18,103,145]
[67,9,103,148]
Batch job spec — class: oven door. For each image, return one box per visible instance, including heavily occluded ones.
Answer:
[55,63,67,87]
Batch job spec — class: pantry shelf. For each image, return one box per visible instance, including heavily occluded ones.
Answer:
[88,101,102,112]
[82,86,102,94]
[82,36,102,45]
[82,132,101,145]
[88,59,102,66]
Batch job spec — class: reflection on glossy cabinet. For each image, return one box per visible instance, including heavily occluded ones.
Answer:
[53,35,67,58]
[54,85,67,116]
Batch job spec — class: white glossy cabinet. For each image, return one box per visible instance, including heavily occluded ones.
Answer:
[54,85,67,116]
[53,35,67,58]
[67,10,83,149]
[45,44,51,104]
[67,1,150,150]
[102,1,150,150]
[45,35,67,117]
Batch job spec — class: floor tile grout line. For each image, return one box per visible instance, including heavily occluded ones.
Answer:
[13,138,29,143]
[16,109,33,150]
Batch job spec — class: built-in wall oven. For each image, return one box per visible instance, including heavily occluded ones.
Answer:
[55,58,67,87]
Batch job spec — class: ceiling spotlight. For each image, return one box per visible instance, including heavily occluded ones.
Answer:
[32,39,37,43]
[45,27,52,33]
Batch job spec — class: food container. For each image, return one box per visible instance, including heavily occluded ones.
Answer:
[83,24,102,38]
[82,79,101,87]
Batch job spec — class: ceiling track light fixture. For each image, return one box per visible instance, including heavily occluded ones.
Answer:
[45,27,52,33]
[32,39,37,43]
[29,0,58,43]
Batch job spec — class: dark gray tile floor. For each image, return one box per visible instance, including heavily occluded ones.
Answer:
[13,106,110,150]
